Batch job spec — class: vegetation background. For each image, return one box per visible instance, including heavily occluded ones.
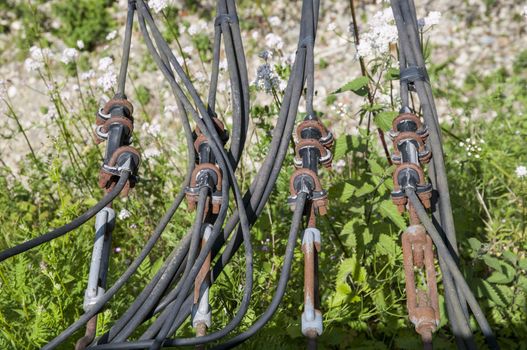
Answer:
[0,0,526,349]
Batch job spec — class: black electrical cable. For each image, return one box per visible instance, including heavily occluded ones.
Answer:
[43,179,193,350]
[114,3,255,348]
[117,0,135,96]
[210,192,307,350]
[0,169,130,263]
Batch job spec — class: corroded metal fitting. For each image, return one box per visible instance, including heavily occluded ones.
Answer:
[295,119,334,150]
[401,225,440,337]
[294,139,333,169]
[98,146,140,196]
[391,131,432,165]
[185,163,222,214]
[391,163,432,212]
[389,112,428,139]
[288,168,328,216]
[96,98,134,126]
[95,116,134,144]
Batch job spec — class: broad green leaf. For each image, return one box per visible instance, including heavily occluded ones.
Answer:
[375,233,401,259]
[482,255,515,284]
[355,183,375,197]
[518,275,527,292]
[333,76,369,96]
[467,237,482,253]
[502,250,517,265]
[333,135,353,160]
[330,182,356,202]
[378,200,406,230]
[367,159,385,176]
[374,111,397,132]
[519,258,527,270]
[341,221,357,249]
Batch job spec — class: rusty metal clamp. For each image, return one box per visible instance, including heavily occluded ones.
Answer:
[295,119,334,150]
[98,146,140,196]
[389,112,428,139]
[288,168,328,216]
[391,131,431,165]
[185,163,222,214]
[401,224,440,345]
[294,139,333,169]
[391,163,432,213]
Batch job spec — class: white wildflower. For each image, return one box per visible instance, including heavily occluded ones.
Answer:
[334,159,346,174]
[80,70,96,80]
[142,122,162,136]
[8,86,17,98]
[144,147,161,158]
[265,33,284,50]
[77,40,85,50]
[106,30,118,41]
[60,47,78,64]
[327,22,337,32]
[148,0,170,13]
[524,6,527,18]
[98,56,114,71]
[24,46,52,72]
[356,9,397,58]
[269,16,282,26]
[419,11,442,27]
[516,165,527,179]
[188,21,207,36]
[254,63,281,94]
[96,70,117,92]
[118,209,131,220]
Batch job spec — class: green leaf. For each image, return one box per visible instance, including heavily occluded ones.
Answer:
[367,159,385,176]
[467,237,482,253]
[374,111,397,132]
[355,183,375,197]
[518,275,527,292]
[329,182,356,202]
[482,255,515,284]
[519,258,527,270]
[378,200,406,230]
[341,221,357,249]
[333,76,369,96]
[375,233,401,259]
[333,135,353,160]
[502,250,517,266]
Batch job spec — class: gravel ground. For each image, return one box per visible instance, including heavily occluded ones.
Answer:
[0,0,525,170]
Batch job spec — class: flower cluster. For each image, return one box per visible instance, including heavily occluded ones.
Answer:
[458,138,483,159]
[254,63,281,94]
[148,0,171,13]
[356,8,397,58]
[96,56,117,92]
[25,46,53,72]
[60,48,78,64]
[418,11,442,28]
[187,21,208,36]
[516,165,527,179]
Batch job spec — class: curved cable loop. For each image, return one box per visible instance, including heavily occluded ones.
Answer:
[0,168,131,263]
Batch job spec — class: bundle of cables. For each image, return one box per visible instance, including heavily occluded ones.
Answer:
[0,0,332,349]
[0,0,498,349]
[389,0,498,349]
